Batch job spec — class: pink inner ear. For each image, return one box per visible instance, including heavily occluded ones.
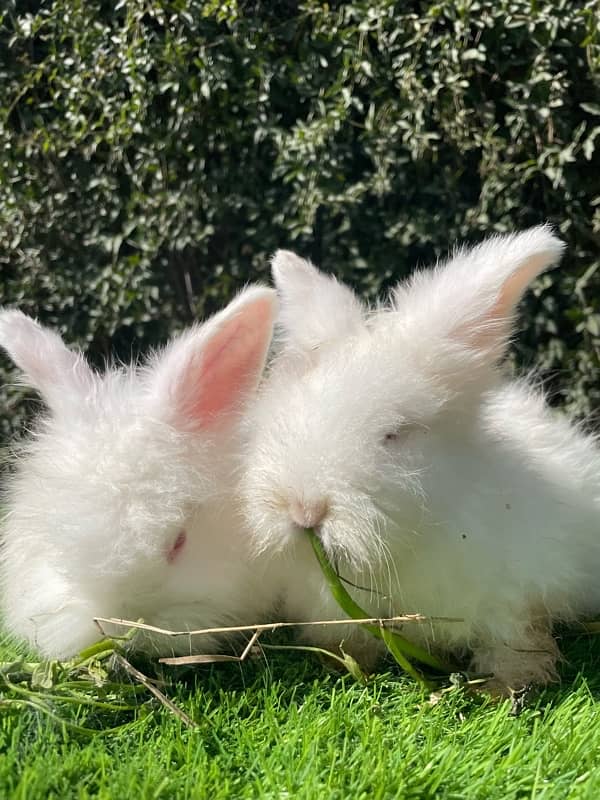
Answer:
[179,298,272,428]
[458,251,556,353]
[489,251,553,325]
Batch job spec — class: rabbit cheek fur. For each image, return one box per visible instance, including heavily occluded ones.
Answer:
[242,228,600,692]
[2,422,224,658]
[0,287,278,659]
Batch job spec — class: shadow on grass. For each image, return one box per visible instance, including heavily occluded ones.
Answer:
[536,630,600,702]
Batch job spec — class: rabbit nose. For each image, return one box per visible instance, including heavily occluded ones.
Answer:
[289,497,329,530]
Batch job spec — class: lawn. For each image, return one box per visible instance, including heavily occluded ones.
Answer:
[2,628,600,799]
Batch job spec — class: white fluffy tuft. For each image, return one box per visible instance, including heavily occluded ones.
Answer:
[271,250,366,364]
[0,309,95,413]
[392,224,564,361]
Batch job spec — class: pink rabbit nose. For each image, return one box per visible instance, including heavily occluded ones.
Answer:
[289,497,329,530]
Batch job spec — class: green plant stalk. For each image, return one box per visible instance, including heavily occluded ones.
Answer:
[2,678,138,712]
[306,528,455,678]
[260,643,367,683]
[0,626,185,735]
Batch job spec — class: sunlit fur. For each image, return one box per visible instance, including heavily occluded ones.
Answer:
[241,226,600,691]
[0,288,278,659]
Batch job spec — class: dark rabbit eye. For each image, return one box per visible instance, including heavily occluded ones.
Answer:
[383,426,406,444]
[383,421,424,445]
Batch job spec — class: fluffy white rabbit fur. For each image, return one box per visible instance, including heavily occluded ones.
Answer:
[0,286,278,659]
[242,226,600,692]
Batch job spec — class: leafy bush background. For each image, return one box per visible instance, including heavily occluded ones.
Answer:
[1,0,599,442]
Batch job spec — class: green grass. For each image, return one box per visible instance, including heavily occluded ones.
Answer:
[3,631,600,799]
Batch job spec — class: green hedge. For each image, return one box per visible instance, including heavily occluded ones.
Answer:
[1,0,599,442]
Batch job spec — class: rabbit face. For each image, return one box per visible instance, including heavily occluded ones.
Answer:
[7,385,215,582]
[244,322,452,571]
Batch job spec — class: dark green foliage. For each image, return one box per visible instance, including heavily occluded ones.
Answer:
[1,0,599,441]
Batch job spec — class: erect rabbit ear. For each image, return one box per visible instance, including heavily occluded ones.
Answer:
[271,250,365,358]
[0,310,94,411]
[393,225,564,360]
[148,286,277,431]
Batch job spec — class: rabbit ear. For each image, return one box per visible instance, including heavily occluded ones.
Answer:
[149,286,277,431]
[393,225,564,360]
[271,250,365,357]
[0,310,94,410]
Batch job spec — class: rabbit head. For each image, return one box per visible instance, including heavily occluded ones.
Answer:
[0,286,277,658]
[243,227,565,574]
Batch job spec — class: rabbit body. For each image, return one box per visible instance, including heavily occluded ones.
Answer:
[1,288,278,659]
[242,227,600,691]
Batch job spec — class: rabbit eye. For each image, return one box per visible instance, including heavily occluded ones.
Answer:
[166,529,187,564]
[383,427,405,445]
[383,422,422,445]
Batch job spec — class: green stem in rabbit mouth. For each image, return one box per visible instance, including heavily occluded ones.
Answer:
[305,528,456,685]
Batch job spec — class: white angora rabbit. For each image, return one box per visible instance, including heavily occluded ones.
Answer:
[242,226,600,693]
[0,286,278,659]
